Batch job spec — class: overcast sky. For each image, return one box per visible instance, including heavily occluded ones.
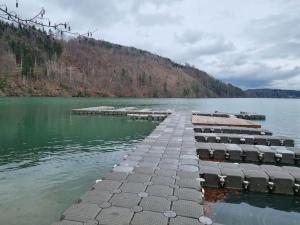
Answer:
[5,0,300,90]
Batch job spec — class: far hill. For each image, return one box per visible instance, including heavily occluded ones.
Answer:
[0,21,244,97]
[246,89,300,98]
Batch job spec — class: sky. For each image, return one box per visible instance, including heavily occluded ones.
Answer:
[4,0,300,90]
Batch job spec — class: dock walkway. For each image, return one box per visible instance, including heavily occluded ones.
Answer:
[53,112,214,225]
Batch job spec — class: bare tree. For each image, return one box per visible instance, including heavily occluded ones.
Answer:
[0,0,96,38]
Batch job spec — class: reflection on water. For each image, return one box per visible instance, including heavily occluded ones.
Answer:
[0,98,156,225]
[0,97,300,225]
[208,192,300,225]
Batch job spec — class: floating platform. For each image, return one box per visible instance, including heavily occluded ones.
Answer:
[127,114,167,121]
[53,112,217,225]
[72,106,172,117]
[195,133,294,147]
[192,111,266,121]
[194,125,272,135]
[197,143,300,165]
[192,115,261,128]
[53,108,298,225]
[235,111,266,120]
[199,160,300,195]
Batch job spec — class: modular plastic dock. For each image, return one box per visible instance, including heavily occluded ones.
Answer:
[195,133,294,147]
[53,109,300,225]
[53,112,217,225]
[197,143,300,165]
[199,160,300,195]
[72,106,172,116]
[194,126,272,135]
[192,111,266,121]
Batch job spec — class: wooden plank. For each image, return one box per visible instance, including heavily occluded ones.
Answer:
[192,115,261,128]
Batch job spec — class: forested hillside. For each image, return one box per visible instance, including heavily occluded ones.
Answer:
[0,21,244,97]
[246,89,300,98]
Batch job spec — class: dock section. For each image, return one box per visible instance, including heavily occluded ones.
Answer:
[72,106,172,116]
[192,115,261,128]
[192,111,266,120]
[194,126,272,135]
[199,161,300,195]
[192,114,300,196]
[53,112,214,225]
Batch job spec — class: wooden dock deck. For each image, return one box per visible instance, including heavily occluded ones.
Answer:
[192,115,261,128]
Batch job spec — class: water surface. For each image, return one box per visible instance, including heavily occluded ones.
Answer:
[0,97,299,225]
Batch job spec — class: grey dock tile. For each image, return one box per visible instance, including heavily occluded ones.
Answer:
[96,206,133,225]
[127,174,152,183]
[220,168,244,190]
[241,145,259,162]
[225,144,242,161]
[199,166,221,188]
[63,203,101,223]
[155,169,177,177]
[131,211,168,225]
[158,163,178,170]
[110,192,141,208]
[174,188,203,203]
[133,167,156,175]
[140,196,171,212]
[52,221,83,225]
[105,172,129,181]
[260,165,282,172]
[239,163,260,171]
[80,190,112,204]
[146,184,173,197]
[177,171,199,179]
[243,169,268,193]
[172,200,204,218]
[151,176,175,186]
[218,162,239,169]
[139,162,159,168]
[266,170,295,195]
[170,216,203,225]
[120,182,147,193]
[179,165,199,172]
[176,178,201,190]
[93,180,122,191]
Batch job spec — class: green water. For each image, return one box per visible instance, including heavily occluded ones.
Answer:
[0,97,300,225]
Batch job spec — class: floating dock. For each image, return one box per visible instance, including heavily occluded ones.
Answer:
[192,115,261,128]
[53,112,215,225]
[197,143,300,165]
[199,161,300,195]
[72,106,172,116]
[194,125,272,135]
[195,133,294,146]
[53,108,300,225]
[192,111,266,121]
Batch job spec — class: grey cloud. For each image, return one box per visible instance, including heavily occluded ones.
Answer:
[174,31,235,61]
[49,0,126,28]
[257,41,300,59]
[134,12,181,27]
[175,30,204,45]
[245,14,300,44]
[220,64,300,89]
[130,0,183,11]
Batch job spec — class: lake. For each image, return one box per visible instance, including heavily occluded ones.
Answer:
[0,97,299,225]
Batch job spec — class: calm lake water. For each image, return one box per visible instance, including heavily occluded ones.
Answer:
[0,97,299,225]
